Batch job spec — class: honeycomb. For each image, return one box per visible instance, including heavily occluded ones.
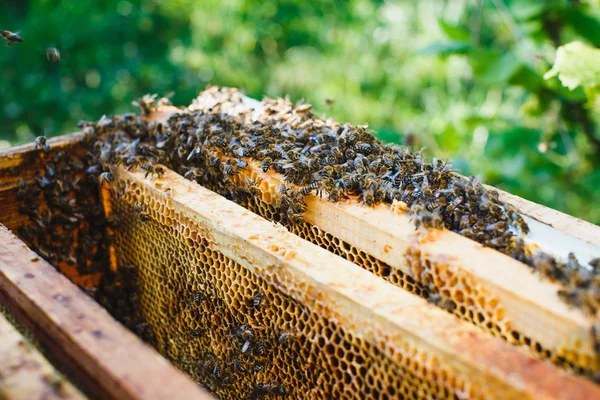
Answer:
[103,169,583,400]
[209,160,599,376]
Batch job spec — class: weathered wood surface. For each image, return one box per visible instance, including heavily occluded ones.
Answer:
[0,224,213,400]
[0,310,86,400]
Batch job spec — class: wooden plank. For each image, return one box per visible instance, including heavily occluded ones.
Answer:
[0,224,213,400]
[0,311,86,400]
[490,185,600,248]
[178,92,600,373]
[110,164,600,400]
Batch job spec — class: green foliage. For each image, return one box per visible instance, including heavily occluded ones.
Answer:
[545,41,600,110]
[1,0,599,223]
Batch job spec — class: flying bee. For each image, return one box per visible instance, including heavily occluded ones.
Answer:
[1,30,23,46]
[261,157,273,172]
[35,136,49,152]
[46,47,60,63]
[324,98,335,106]
[99,172,115,184]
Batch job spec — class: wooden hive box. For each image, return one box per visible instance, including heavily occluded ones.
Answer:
[0,87,599,399]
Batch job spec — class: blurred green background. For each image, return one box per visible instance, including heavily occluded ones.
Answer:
[1,0,599,223]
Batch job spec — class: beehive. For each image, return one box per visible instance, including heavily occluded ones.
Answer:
[0,89,599,400]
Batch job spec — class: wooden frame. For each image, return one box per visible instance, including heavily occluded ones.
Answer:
[106,163,600,399]
[0,310,86,399]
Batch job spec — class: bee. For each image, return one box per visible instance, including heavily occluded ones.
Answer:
[250,291,265,309]
[233,324,255,342]
[261,157,273,172]
[214,138,227,148]
[409,204,445,230]
[134,203,150,222]
[135,322,155,342]
[191,329,203,338]
[591,322,600,354]
[140,164,165,179]
[223,164,236,176]
[252,340,266,356]
[1,30,23,46]
[299,182,320,196]
[100,172,115,184]
[46,47,60,63]
[253,361,265,372]
[187,144,203,161]
[590,258,600,272]
[132,94,158,116]
[252,383,287,398]
[243,178,262,196]
[193,291,208,303]
[361,190,375,207]
[230,355,247,373]
[427,293,457,313]
[324,98,335,106]
[296,103,312,113]
[35,136,49,152]
[277,330,298,346]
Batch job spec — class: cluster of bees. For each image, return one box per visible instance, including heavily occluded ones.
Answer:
[15,139,150,347]
[70,90,600,318]
[183,285,295,397]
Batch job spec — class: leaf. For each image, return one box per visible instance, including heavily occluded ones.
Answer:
[509,0,546,21]
[478,52,523,85]
[509,65,543,92]
[544,41,600,110]
[565,10,600,47]
[418,41,471,56]
[438,20,470,41]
